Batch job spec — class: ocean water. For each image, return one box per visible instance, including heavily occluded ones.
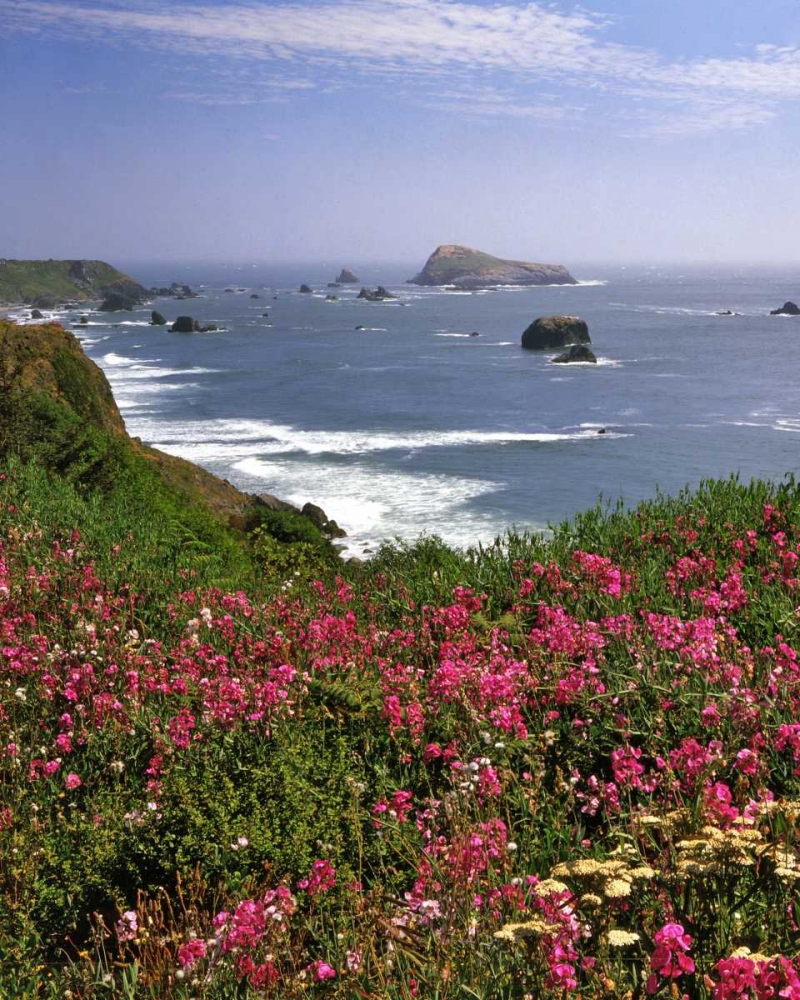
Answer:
[13,261,800,556]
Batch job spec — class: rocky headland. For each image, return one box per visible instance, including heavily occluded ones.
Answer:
[408,245,577,289]
[0,258,149,308]
[0,318,342,542]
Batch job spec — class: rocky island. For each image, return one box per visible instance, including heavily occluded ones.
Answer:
[408,244,577,289]
[337,268,360,284]
[0,258,148,308]
[521,315,591,350]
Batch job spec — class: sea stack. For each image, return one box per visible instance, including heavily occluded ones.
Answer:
[337,268,359,284]
[408,245,577,289]
[521,316,591,351]
[770,301,800,316]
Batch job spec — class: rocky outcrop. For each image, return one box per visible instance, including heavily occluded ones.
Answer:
[170,316,195,333]
[337,268,360,284]
[408,245,577,289]
[150,282,196,299]
[358,286,396,301]
[521,315,591,351]
[771,301,800,316]
[98,293,139,312]
[30,309,44,319]
[552,344,597,364]
[170,316,218,333]
[299,284,313,294]
[302,502,347,539]
[150,311,167,326]
[31,294,60,309]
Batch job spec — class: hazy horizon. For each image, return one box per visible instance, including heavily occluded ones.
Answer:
[2,0,800,265]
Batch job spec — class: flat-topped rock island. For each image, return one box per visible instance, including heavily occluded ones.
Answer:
[407,244,577,289]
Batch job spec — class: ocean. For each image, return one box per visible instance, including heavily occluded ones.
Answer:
[13,261,800,557]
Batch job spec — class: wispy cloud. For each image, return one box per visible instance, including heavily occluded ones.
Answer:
[2,0,800,135]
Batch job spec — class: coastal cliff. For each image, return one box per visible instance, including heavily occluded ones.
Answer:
[0,258,149,306]
[408,244,577,289]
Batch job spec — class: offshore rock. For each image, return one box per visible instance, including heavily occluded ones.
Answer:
[358,286,396,301]
[521,315,591,351]
[408,244,577,289]
[170,316,195,333]
[552,344,597,364]
[337,268,360,284]
[30,309,44,319]
[150,310,167,326]
[771,301,800,316]
[299,284,313,294]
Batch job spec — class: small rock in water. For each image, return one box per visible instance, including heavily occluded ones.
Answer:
[299,284,313,294]
[770,301,800,316]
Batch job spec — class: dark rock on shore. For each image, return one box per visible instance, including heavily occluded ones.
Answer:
[771,301,800,316]
[257,493,299,513]
[150,310,167,326]
[302,502,347,538]
[521,315,591,351]
[31,294,60,309]
[337,268,360,284]
[408,244,577,289]
[299,284,313,294]
[552,344,597,364]
[358,286,396,302]
[98,293,138,312]
[30,309,44,319]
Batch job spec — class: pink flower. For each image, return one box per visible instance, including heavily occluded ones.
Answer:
[310,960,336,982]
[297,859,336,896]
[115,910,138,942]
[646,922,695,993]
[65,773,81,790]
[177,938,206,969]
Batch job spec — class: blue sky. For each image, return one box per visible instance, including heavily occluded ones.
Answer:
[1,0,799,264]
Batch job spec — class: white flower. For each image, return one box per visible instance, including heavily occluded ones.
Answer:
[14,688,26,702]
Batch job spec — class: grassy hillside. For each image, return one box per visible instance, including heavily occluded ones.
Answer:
[0,259,147,304]
[4,322,800,998]
[4,467,800,998]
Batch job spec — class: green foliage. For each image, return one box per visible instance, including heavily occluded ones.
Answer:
[0,258,144,304]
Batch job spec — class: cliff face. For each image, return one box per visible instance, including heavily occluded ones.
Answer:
[408,245,577,289]
[0,259,149,305]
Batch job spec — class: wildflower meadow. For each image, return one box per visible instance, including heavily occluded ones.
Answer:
[4,459,800,998]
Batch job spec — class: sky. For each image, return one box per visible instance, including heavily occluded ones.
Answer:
[1,0,800,265]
